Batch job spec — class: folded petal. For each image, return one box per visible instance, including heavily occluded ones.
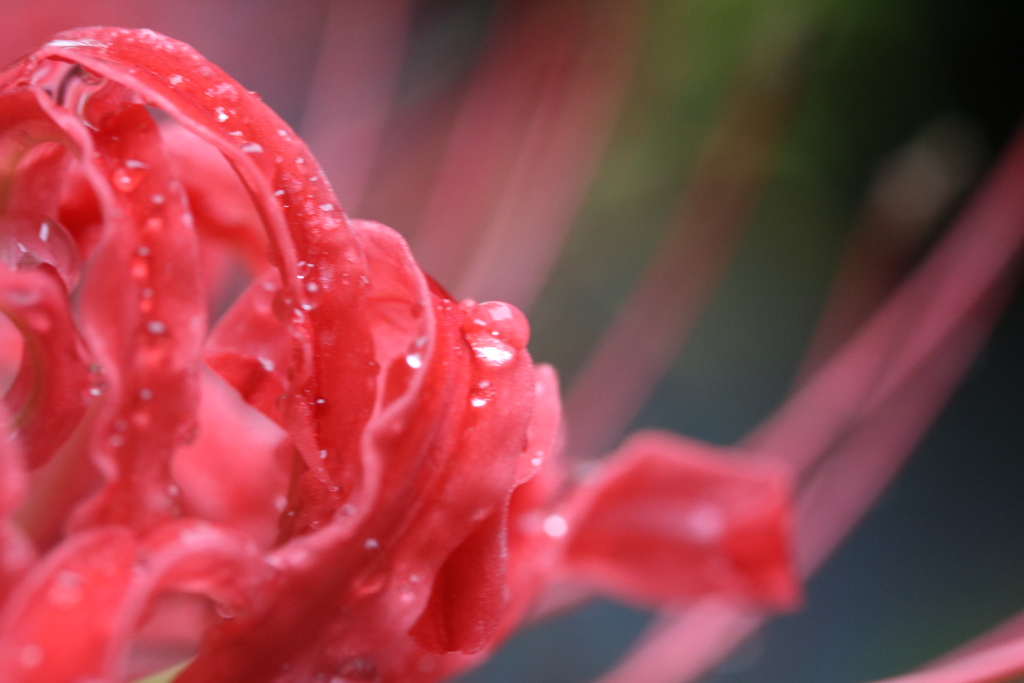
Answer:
[0,265,92,469]
[560,431,800,608]
[0,521,271,683]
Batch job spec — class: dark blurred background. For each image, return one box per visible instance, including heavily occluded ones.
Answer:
[4,1,1024,681]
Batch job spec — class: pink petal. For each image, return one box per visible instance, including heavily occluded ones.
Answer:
[561,431,799,608]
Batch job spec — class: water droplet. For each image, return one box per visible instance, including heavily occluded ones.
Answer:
[542,515,568,538]
[146,320,167,335]
[274,189,285,196]
[215,602,236,619]
[169,74,184,86]
[685,505,724,543]
[469,340,514,367]
[530,456,543,467]
[19,644,43,668]
[241,142,264,153]
[471,396,487,408]
[306,281,320,293]
[214,106,229,122]
[89,387,102,397]
[47,571,82,607]
[151,194,165,205]
[319,203,334,211]
[351,565,388,597]
[364,538,379,550]
[462,301,530,350]
[131,257,149,279]
[124,159,148,170]
[405,353,422,369]
[274,495,288,512]
[341,503,357,516]
[319,450,328,460]
[335,656,379,681]
[38,221,49,242]
[316,398,326,405]
[296,261,313,279]
[258,357,275,372]
[111,166,145,193]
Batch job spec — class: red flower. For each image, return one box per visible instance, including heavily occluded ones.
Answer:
[0,28,798,683]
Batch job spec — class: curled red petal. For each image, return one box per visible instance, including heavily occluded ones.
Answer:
[205,269,290,427]
[0,521,271,683]
[1,26,379,528]
[409,510,507,654]
[561,430,800,608]
[0,265,92,469]
[176,230,537,681]
[171,370,288,550]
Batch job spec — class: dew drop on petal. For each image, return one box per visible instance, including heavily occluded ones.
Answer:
[111,166,145,192]
[543,514,568,538]
[335,656,379,681]
[19,644,43,669]
[685,504,725,544]
[469,340,514,367]
[47,571,82,607]
[364,538,379,550]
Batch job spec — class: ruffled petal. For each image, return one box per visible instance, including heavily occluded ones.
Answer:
[0,521,271,683]
[560,431,800,608]
[0,265,92,469]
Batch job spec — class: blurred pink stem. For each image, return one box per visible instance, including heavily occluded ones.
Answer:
[594,119,1024,683]
[794,118,980,381]
[301,0,415,211]
[565,17,812,461]
[867,636,1024,683]
[411,0,647,310]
